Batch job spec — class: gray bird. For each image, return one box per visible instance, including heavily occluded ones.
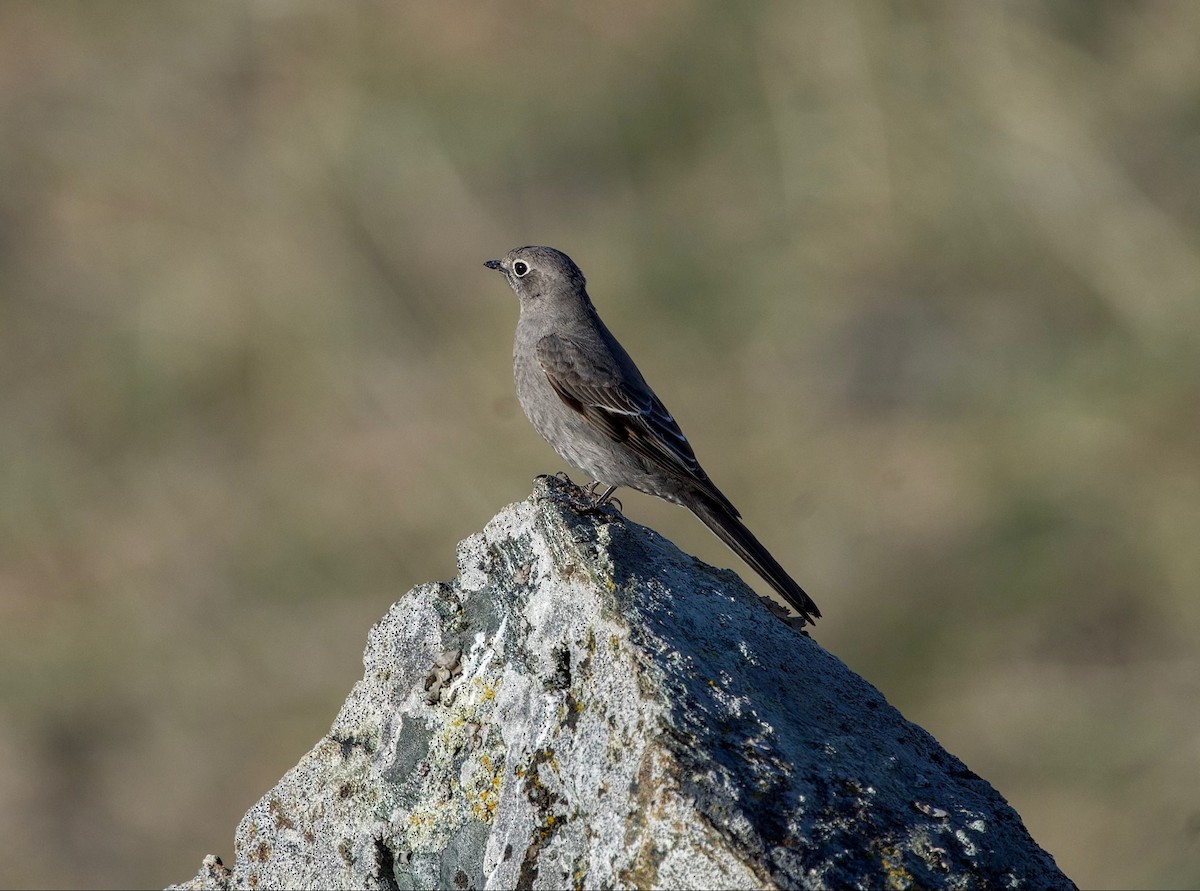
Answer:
[485,246,820,625]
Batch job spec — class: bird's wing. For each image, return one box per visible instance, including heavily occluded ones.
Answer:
[536,333,737,514]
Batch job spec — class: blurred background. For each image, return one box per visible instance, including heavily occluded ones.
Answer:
[1,2,1198,888]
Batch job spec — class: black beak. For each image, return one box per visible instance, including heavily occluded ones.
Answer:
[484,259,503,270]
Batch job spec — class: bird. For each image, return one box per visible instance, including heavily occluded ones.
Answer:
[485,246,820,626]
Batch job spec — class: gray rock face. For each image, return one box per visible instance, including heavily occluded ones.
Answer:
[169,476,1074,891]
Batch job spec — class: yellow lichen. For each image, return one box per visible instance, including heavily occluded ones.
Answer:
[877,845,915,890]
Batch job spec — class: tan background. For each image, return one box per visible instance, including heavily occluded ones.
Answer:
[2,2,1198,888]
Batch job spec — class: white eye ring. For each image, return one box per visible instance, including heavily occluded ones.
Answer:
[512,260,530,277]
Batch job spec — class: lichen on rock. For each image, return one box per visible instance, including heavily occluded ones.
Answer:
[169,475,1074,891]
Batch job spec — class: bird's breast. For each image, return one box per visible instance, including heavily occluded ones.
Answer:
[512,338,631,484]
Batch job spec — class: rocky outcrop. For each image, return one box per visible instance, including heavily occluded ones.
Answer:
[170,475,1074,890]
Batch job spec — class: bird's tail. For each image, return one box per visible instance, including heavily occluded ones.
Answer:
[683,492,821,625]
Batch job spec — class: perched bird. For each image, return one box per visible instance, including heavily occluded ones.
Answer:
[485,246,820,625]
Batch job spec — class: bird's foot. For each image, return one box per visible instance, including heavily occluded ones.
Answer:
[582,481,622,513]
[534,470,578,486]
[537,473,622,514]
[585,480,612,502]
[534,470,577,483]
[537,471,598,505]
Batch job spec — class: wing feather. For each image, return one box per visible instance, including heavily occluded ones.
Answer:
[536,334,737,515]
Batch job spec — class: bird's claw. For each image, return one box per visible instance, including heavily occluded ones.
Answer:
[539,473,622,515]
[585,481,618,505]
[576,481,621,514]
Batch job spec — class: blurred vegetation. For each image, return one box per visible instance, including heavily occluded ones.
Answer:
[1,2,1198,888]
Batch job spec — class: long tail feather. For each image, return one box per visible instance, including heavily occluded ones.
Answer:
[684,492,820,625]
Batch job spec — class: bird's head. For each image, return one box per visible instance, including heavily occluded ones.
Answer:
[484,246,587,307]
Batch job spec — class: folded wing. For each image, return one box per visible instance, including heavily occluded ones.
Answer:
[535,333,737,516]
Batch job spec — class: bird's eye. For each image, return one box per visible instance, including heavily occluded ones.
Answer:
[513,260,530,277]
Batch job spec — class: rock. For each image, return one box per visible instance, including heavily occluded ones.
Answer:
[169,476,1074,891]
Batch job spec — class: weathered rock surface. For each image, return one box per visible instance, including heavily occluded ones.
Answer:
[170,476,1074,890]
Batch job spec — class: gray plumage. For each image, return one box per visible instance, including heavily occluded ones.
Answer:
[485,245,820,625]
